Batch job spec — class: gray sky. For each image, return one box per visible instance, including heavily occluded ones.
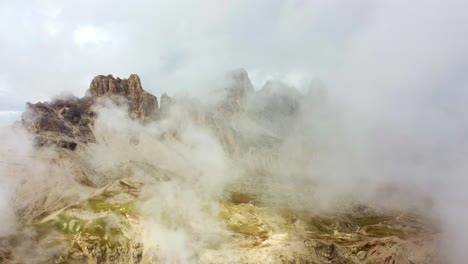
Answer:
[0,0,467,124]
[0,0,378,124]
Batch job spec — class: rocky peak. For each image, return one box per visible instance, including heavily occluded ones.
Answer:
[159,93,172,117]
[160,93,171,107]
[214,69,254,117]
[22,74,159,150]
[89,74,143,98]
[256,80,301,115]
[88,74,158,121]
[226,68,254,98]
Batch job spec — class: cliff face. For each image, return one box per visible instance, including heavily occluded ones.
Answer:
[89,74,158,121]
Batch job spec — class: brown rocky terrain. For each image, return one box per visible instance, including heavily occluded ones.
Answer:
[0,71,441,263]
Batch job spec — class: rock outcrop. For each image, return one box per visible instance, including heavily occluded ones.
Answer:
[226,68,254,98]
[21,74,158,150]
[217,68,254,116]
[89,74,158,121]
[21,95,95,150]
[158,93,172,118]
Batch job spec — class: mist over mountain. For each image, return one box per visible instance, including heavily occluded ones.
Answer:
[0,70,445,263]
[1,1,468,263]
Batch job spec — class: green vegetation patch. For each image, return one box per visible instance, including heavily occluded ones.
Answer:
[351,216,394,227]
[85,196,135,216]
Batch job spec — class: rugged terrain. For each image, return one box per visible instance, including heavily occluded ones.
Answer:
[0,71,440,263]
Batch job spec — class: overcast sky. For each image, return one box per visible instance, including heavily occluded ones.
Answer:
[0,0,467,125]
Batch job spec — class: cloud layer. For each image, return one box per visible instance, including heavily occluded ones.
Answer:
[0,0,379,123]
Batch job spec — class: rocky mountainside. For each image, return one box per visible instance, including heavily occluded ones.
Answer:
[0,72,440,263]
[21,74,159,151]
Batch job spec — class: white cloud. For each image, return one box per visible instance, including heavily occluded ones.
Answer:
[0,111,21,127]
[73,25,111,48]
[0,0,380,108]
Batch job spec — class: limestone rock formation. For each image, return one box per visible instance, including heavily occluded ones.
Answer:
[216,68,254,117]
[89,74,158,121]
[226,68,254,98]
[158,93,172,118]
[21,95,95,150]
[256,80,301,117]
[159,93,172,109]
[21,74,158,150]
